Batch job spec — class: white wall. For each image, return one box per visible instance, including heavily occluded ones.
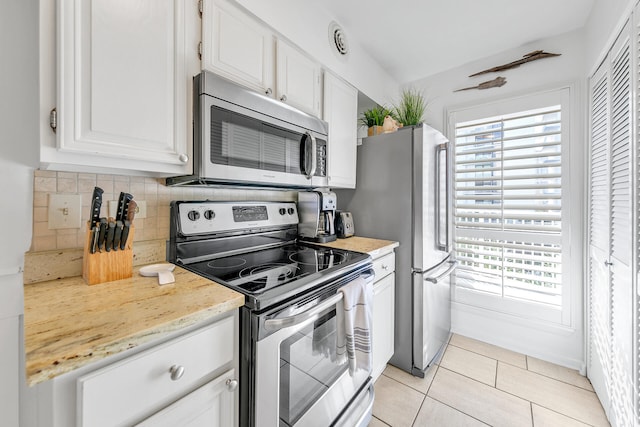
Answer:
[1,0,39,425]
[234,0,399,105]
[408,29,588,369]
[409,29,587,133]
[585,0,636,73]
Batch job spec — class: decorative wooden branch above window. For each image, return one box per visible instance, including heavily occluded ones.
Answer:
[454,76,507,92]
[469,50,561,77]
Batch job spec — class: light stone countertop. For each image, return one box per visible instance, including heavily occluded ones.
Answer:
[314,236,399,258]
[24,266,244,386]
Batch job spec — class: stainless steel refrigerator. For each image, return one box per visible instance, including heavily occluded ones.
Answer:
[336,124,456,377]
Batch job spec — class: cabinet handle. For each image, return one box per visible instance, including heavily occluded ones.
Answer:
[265,88,272,96]
[226,378,238,391]
[280,94,287,102]
[381,265,389,270]
[178,153,189,163]
[604,261,613,267]
[169,365,185,381]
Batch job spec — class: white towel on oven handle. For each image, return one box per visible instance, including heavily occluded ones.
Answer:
[336,275,373,376]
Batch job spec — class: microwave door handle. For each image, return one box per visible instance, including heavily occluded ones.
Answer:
[265,292,342,331]
[303,132,317,179]
[435,143,450,252]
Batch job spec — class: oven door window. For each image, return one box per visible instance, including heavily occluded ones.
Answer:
[210,106,303,174]
[279,309,347,426]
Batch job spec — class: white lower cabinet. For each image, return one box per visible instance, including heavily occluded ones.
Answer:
[24,312,238,427]
[371,251,396,381]
[77,315,237,427]
[136,369,236,427]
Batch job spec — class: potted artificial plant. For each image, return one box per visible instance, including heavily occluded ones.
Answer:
[393,88,427,127]
[360,105,393,136]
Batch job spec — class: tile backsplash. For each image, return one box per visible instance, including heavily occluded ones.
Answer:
[31,170,296,252]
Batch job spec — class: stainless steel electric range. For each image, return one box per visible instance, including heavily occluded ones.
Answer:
[168,200,375,427]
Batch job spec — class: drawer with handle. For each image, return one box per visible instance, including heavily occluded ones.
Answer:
[77,315,235,427]
[372,252,395,281]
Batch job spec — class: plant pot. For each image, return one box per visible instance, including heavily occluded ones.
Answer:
[367,125,384,136]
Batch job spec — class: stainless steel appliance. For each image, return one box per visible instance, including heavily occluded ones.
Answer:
[167,71,329,189]
[336,124,456,377]
[298,190,337,243]
[335,211,355,238]
[168,201,374,426]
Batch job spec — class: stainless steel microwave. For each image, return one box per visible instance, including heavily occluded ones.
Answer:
[167,71,329,188]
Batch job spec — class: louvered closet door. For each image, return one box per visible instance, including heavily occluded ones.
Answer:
[588,21,636,427]
[608,27,635,427]
[588,56,612,416]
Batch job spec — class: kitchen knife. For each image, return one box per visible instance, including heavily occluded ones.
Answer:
[89,187,104,227]
[118,200,137,251]
[116,192,134,222]
[120,220,131,250]
[97,218,108,251]
[90,225,99,254]
[113,220,123,251]
[126,200,137,223]
[105,219,115,252]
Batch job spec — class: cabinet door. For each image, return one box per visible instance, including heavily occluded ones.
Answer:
[202,0,275,95]
[276,39,322,117]
[136,369,237,427]
[372,273,395,381]
[323,72,358,189]
[52,0,195,175]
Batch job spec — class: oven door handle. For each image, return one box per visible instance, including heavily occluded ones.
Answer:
[264,292,343,332]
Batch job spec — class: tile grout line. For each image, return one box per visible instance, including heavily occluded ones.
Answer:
[529,402,603,427]
[493,362,606,426]
[451,342,595,392]
[447,342,527,369]
[371,415,392,426]
[411,362,441,426]
[380,367,438,395]
[425,393,492,426]
[530,402,534,427]
[497,360,599,396]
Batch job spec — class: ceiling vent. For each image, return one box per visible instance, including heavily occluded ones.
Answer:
[328,21,348,56]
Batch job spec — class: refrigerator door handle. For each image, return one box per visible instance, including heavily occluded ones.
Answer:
[424,260,457,284]
[435,143,450,252]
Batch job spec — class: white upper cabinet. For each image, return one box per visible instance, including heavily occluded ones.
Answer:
[202,0,321,117]
[276,39,322,117]
[323,72,358,189]
[42,0,199,175]
[202,0,275,95]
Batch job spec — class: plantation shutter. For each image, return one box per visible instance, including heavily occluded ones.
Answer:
[454,104,563,308]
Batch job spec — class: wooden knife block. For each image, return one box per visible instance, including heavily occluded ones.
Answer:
[82,222,135,285]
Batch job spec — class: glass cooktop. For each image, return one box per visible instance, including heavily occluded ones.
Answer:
[185,243,359,295]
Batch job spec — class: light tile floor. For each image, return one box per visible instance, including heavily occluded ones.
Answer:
[370,334,610,427]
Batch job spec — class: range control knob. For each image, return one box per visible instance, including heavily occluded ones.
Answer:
[204,210,216,220]
[187,210,200,221]
[279,208,286,215]
[287,207,295,215]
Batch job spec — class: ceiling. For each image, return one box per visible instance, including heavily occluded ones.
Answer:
[319,0,596,84]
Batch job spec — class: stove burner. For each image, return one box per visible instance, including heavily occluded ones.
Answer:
[206,257,247,269]
[239,263,298,280]
[288,251,346,266]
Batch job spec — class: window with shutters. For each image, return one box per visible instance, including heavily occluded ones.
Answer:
[449,89,572,324]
